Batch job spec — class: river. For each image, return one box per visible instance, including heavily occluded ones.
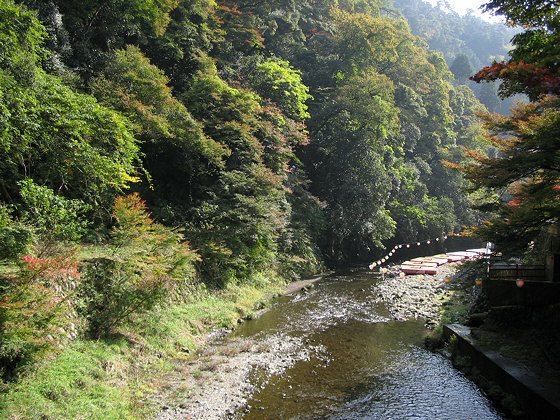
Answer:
[229,268,503,419]
[156,266,505,419]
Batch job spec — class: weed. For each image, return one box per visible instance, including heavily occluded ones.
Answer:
[0,339,141,419]
[424,325,444,350]
[0,255,289,419]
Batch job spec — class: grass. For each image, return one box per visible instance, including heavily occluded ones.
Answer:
[0,275,288,419]
[0,339,138,419]
[436,282,474,325]
[425,263,482,349]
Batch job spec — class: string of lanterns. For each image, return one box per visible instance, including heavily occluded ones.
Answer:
[368,234,454,270]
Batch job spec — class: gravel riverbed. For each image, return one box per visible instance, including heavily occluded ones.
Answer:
[374,263,463,326]
[152,264,464,419]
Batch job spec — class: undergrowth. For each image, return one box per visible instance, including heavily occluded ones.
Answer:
[0,279,285,419]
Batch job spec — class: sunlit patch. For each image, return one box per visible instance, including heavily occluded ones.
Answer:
[516,279,524,288]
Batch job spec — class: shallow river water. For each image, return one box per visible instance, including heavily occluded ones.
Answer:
[230,268,504,419]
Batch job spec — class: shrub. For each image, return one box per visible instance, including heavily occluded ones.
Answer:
[18,179,91,244]
[79,194,199,338]
[0,204,34,262]
[0,249,81,384]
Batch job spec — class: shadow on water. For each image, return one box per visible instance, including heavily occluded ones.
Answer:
[231,269,503,419]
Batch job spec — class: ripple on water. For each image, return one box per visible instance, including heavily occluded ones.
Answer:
[261,277,391,337]
[236,270,504,419]
[330,346,503,420]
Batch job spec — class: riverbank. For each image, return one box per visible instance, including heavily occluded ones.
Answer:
[150,265,471,419]
[373,262,471,327]
[0,275,293,419]
[152,275,326,419]
[150,262,560,420]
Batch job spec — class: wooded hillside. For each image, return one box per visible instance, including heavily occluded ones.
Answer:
[0,0,519,395]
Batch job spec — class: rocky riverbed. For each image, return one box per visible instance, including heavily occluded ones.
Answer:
[152,264,467,419]
[152,277,325,420]
[374,262,467,326]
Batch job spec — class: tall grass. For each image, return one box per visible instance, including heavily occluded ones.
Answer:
[0,277,286,419]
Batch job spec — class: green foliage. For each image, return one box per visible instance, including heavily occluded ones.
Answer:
[394,0,518,70]
[0,0,529,413]
[461,1,560,254]
[187,166,286,286]
[483,0,559,29]
[450,53,474,83]
[393,0,520,114]
[478,81,501,113]
[181,63,303,283]
[332,9,409,76]
[0,66,141,219]
[0,0,46,77]
[79,194,199,338]
[305,71,399,263]
[18,179,90,243]
[1,0,492,272]
[39,0,180,80]
[0,205,34,262]
[0,247,81,384]
[143,0,220,94]
[457,96,560,254]
[92,45,227,214]
[247,58,312,122]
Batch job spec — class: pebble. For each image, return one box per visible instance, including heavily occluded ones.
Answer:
[375,263,459,324]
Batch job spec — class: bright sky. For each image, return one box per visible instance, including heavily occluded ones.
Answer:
[425,0,504,23]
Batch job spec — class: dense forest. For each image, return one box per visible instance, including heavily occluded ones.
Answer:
[394,0,522,114]
[1,0,540,412]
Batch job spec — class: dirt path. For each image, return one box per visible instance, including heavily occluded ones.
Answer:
[151,266,462,419]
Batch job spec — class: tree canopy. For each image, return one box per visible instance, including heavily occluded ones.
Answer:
[456,0,560,255]
[0,0,497,276]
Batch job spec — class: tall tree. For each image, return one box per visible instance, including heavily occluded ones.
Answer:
[450,53,474,83]
[92,46,227,216]
[0,0,140,219]
[457,0,560,254]
[29,0,179,81]
[304,70,399,263]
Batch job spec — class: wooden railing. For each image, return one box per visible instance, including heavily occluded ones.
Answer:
[488,264,545,280]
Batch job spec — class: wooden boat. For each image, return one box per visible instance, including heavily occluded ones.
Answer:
[401,264,438,275]
[433,254,456,262]
[410,257,447,266]
[444,253,466,262]
[466,248,489,255]
[446,251,479,259]
[403,260,437,267]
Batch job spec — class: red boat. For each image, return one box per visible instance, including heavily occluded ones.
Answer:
[401,264,437,275]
